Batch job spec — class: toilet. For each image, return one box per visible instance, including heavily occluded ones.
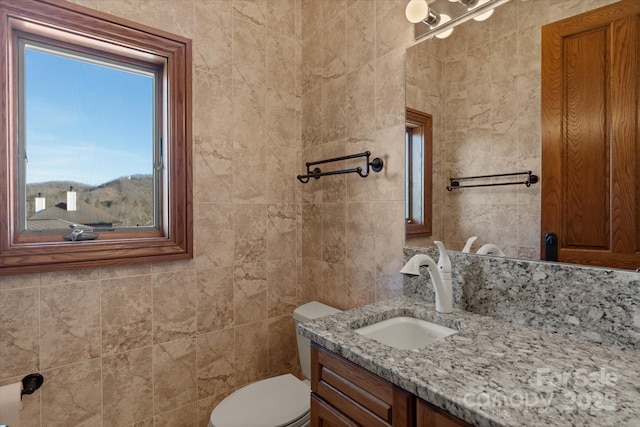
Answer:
[208,301,341,427]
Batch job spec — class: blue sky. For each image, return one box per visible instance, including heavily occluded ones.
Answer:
[25,46,154,186]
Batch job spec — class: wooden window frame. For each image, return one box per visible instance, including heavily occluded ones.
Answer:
[0,0,192,274]
[405,107,432,237]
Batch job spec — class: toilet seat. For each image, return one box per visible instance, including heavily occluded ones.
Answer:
[209,374,311,427]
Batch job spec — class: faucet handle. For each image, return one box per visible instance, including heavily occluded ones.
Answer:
[434,241,451,274]
[461,236,478,253]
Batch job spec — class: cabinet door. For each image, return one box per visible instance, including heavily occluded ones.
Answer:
[311,394,359,427]
[311,344,414,427]
[417,399,472,427]
[541,0,640,268]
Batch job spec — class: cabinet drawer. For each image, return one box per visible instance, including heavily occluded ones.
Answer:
[311,343,414,427]
[417,399,472,427]
[311,394,359,427]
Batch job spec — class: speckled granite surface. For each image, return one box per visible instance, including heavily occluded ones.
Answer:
[403,247,640,351]
[299,297,640,427]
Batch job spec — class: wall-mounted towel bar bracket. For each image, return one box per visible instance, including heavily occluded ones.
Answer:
[297,151,383,183]
[447,171,538,191]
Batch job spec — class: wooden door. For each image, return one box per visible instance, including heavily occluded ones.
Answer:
[541,0,640,269]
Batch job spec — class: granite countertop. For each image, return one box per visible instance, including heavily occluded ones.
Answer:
[298,296,640,427]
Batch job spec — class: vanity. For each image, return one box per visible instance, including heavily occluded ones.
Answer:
[300,297,640,426]
[311,340,470,427]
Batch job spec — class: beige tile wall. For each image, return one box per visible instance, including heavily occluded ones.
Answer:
[0,0,301,426]
[298,0,413,312]
[438,0,542,258]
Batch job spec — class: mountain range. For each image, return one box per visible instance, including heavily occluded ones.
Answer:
[26,174,154,227]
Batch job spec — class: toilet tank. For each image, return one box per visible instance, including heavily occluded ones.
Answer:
[293,301,341,379]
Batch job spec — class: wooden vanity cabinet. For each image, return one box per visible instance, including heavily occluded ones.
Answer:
[311,344,471,427]
[311,343,415,427]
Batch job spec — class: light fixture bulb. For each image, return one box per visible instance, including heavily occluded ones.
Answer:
[435,14,454,38]
[405,0,429,24]
[473,9,494,21]
[472,0,494,21]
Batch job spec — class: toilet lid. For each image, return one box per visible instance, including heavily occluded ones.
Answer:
[210,374,310,427]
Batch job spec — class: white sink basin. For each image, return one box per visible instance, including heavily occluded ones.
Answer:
[354,316,458,350]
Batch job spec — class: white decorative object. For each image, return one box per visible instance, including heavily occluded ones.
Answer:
[0,381,22,427]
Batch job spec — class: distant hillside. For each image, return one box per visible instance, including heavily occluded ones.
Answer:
[27,174,154,227]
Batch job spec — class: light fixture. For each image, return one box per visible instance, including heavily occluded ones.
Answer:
[405,0,429,23]
[407,0,512,41]
[423,9,442,27]
[471,0,494,21]
[449,0,479,6]
[405,0,441,27]
[434,14,453,38]
[403,1,450,38]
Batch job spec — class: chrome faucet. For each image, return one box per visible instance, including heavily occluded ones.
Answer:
[400,241,453,313]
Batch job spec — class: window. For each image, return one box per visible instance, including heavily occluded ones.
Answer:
[405,108,432,237]
[20,40,159,232]
[0,0,192,274]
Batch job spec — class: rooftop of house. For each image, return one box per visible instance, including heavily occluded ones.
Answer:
[28,201,121,229]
